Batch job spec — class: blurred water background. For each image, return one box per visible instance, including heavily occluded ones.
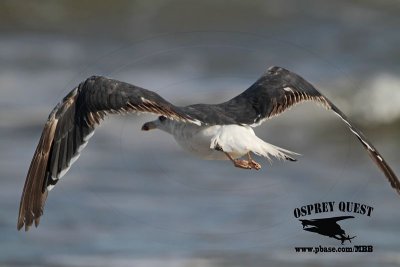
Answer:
[1,0,400,266]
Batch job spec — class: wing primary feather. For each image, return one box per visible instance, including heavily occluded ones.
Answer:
[49,139,61,180]
[328,102,400,194]
[214,66,399,195]
[57,134,69,177]
[66,127,74,167]
[18,75,198,231]
[18,114,58,231]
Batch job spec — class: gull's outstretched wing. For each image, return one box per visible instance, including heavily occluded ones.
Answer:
[18,76,197,231]
[201,66,398,195]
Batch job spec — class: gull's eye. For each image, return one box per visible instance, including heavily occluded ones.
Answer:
[159,116,167,122]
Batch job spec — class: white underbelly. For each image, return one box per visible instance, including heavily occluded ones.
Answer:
[171,124,251,160]
[163,120,297,162]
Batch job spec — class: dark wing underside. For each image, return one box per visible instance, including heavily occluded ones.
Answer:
[18,76,196,231]
[182,66,399,196]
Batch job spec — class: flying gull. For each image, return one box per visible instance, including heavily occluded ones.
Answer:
[18,66,399,231]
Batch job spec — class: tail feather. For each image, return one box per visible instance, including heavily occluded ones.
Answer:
[252,137,300,163]
[209,125,299,162]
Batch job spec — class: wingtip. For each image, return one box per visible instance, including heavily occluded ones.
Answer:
[17,216,41,231]
[17,220,31,232]
[391,180,400,197]
[34,217,41,227]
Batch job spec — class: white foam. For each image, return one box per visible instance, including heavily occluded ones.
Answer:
[354,74,400,123]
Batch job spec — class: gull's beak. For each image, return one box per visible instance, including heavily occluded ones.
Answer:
[141,121,157,131]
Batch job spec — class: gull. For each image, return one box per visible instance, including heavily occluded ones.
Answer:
[18,66,399,231]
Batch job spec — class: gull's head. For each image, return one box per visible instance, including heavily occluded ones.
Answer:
[141,116,168,131]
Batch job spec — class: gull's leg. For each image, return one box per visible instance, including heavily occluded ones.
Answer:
[247,152,261,170]
[224,152,251,169]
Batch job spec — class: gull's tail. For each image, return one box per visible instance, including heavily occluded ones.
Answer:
[251,135,299,163]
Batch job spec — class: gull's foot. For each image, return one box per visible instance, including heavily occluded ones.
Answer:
[249,160,261,170]
[233,159,251,169]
